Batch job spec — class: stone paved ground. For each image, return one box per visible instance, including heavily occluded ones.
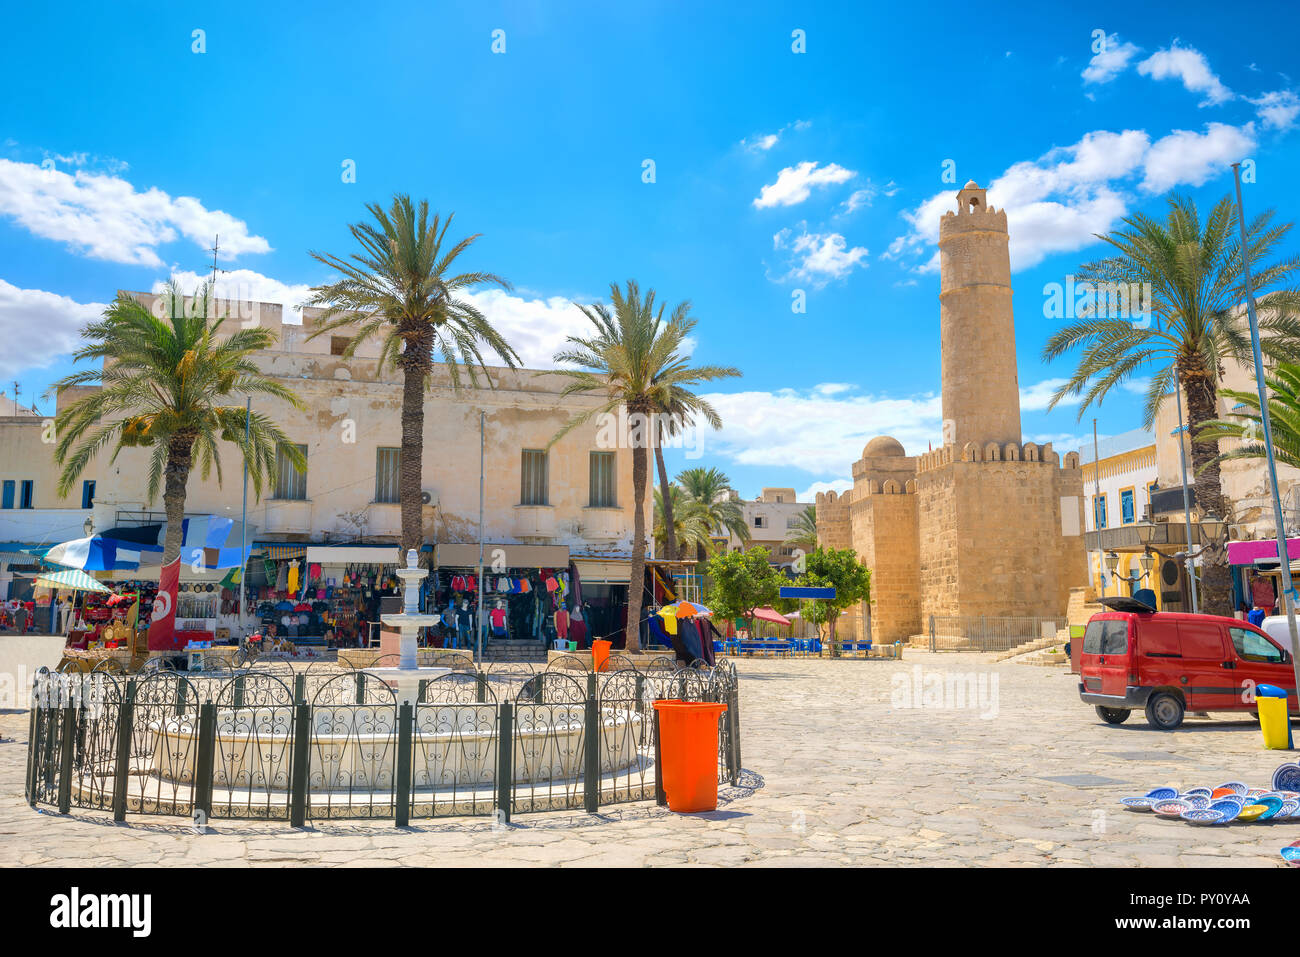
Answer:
[0,652,1294,867]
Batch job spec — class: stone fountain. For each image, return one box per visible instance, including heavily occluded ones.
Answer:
[372,548,447,704]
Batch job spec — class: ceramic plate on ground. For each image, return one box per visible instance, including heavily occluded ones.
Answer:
[1145,787,1179,800]
[1281,847,1300,866]
[1278,799,1299,818]
[1238,804,1268,822]
[1258,796,1286,821]
[1273,764,1300,793]
[1181,787,1212,799]
[1153,799,1192,818]
[1121,797,1159,811]
[1209,800,1242,822]
[1183,795,1211,810]
[1248,788,1269,798]
[1217,781,1249,795]
[1211,787,1239,799]
[1181,808,1226,826]
[1279,791,1300,800]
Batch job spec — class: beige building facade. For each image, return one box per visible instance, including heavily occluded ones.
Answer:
[0,293,649,596]
[817,183,1089,643]
[719,487,809,570]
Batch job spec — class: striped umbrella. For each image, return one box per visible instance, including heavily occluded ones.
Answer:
[31,568,111,593]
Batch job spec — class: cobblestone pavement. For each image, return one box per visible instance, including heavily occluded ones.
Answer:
[1,653,1294,867]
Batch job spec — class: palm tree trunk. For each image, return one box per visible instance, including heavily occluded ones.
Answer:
[398,358,427,561]
[654,436,675,562]
[161,437,194,564]
[626,439,648,654]
[1180,359,1233,615]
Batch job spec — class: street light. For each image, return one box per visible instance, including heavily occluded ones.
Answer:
[1138,550,1156,578]
[1201,511,1227,545]
[1104,550,1121,575]
[83,517,94,537]
[1134,520,1158,546]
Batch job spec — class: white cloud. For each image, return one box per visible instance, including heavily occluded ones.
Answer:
[889,121,1256,274]
[691,385,943,474]
[0,157,270,267]
[1251,90,1300,131]
[1138,43,1233,106]
[1019,378,1074,412]
[773,229,868,284]
[753,161,856,208]
[163,269,317,324]
[1082,34,1141,85]
[800,479,852,500]
[840,187,875,214]
[0,280,103,378]
[741,132,780,153]
[1140,122,1255,193]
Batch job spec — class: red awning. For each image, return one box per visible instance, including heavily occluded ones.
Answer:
[752,606,791,626]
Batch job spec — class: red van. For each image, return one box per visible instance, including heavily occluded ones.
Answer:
[1078,598,1298,730]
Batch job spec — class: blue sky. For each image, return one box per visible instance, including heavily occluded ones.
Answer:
[1,0,1297,502]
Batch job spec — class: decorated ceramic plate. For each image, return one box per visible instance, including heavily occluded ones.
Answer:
[1181,808,1226,826]
[1273,764,1300,793]
[1281,846,1300,866]
[1181,787,1212,799]
[1217,781,1249,796]
[1121,797,1159,811]
[1210,787,1239,799]
[1279,791,1300,800]
[1183,795,1211,810]
[1247,788,1269,798]
[1278,799,1300,818]
[1257,796,1286,821]
[1153,799,1193,818]
[1210,800,1242,822]
[1145,787,1179,800]
[1238,804,1268,822]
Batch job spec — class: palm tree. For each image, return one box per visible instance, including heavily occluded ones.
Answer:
[548,280,740,652]
[654,484,713,559]
[677,466,750,561]
[1196,360,1300,472]
[784,504,819,551]
[651,389,736,561]
[307,195,518,557]
[51,281,305,564]
[1042,193,1300,614]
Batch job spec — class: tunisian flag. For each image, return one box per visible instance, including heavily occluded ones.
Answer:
[147,558,181,651]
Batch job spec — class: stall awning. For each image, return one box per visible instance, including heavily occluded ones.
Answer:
[1228,537,1300,566]
[436,543,569,569]
[572,558,631,583]
[258,544,307,560]
[31,568,110,593]
[752,607,791,626]
[306,544,402,565]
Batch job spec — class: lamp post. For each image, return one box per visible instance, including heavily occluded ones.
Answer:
[1106,549,1155,597]
[1232,160,1300,699]
[83,517,94,538]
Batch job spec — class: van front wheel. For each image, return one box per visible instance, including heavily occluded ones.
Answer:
[1145,693,1185,731]
[1095,706,1131,724]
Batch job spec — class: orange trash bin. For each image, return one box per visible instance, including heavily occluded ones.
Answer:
[592,639,612,672]
[653,700,728,812]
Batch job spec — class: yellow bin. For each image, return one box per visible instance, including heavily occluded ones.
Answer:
[1257,684,1294,750]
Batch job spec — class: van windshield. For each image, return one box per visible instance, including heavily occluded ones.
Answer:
[1083,619,1128,655]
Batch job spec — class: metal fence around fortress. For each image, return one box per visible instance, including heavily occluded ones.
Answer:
[928,615,1064,653]
[24,656,741,826]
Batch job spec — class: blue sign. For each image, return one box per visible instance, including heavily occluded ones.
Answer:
[779,586,836,600]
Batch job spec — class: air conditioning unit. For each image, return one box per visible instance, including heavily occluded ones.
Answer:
[421,489,438,507]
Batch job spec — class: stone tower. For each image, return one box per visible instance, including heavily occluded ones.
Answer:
[938,181,1021,448]
[816,181,1089,644]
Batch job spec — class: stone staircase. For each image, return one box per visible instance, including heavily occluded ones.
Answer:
[1000,586,1103,666]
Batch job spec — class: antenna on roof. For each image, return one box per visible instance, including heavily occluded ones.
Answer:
[206,234,229,286]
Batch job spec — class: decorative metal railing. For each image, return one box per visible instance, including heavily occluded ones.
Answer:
[25,658,741,827]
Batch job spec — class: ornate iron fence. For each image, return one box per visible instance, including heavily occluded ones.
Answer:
[25,658,742,827]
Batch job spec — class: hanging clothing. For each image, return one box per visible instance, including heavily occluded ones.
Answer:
[555,608,570,639]
[569,617,588,649]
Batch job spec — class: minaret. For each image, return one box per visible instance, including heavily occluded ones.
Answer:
[937,181,1022,448]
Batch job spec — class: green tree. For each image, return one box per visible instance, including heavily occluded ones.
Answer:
[1196,360,1300,470]
[51,281,305,564]
[704,547,783,636]
[307,195,518,557]
[783,504,819,551]
[1042,193,1300,614]
[677,466,749,561]
[654,484,712,559]
[777,547,872,651]
[548,280,740,652]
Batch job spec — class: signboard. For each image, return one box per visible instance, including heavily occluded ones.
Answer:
[779,586,836,600]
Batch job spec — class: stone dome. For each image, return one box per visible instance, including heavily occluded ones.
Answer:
[964,179,980,189]
[862,435,906,458]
